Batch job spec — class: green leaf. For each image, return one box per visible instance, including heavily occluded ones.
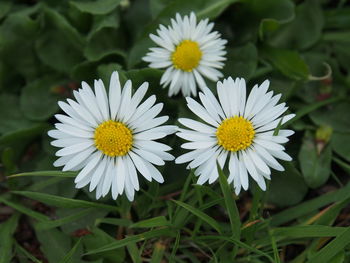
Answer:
[88,10,120,40]
[0,1,12,20]
[223,43,258,80]
[20,76,61,121]
[11,191,119,211]
[283,96,342,127]
[217,164,241,237]
[95,217,132,227]
[332,132,350,162]
[34,227,72,263]
[261,45,309,80]
[36,208,96,230]
[0,214,19,263]
[270,182,350,226]
[7,170,76,179]
[82,227,125,262]
[268,162,308,207]
[0,13,40,78]
[36,7,84,74]
[15,242,42,263]
[309,102,350,133]
[84,228,175,255]
[298,132,332,188]
[130,216,171,228]
[0,196,49,222]
[308,227,350,263]
[70,0,121,15]
[268,0,324,49]
[150,242,166,263]
[0,94,35,135]
[271,225,346,238]
[172,200,222,234]
[58,238,82,263]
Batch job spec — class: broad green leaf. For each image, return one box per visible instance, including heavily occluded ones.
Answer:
[298,132,332,188]
[282,96,342,127]
[268,162,308,207]
[332,132,350,162]
[308,227,350,263]
[34,227,71,263]
[0,13,39,78]
[172,200,222,234]
[0,1,12,20]
[84,228,175,255]
[130,216,171,228]
[84,28,126,62]
[0,213,19,263]
[36,7,84,74]
[217,164,241,237]
[261,45,309,80]
[70,0,121,15]
[223,43,258,80]
[88,10,120,39]
[0,94,35,135]
[20,76,61,121]
[11,191,119,211]
[309,102,350,133]
[268,0,324,49]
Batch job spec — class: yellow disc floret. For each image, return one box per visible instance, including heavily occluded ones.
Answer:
[94,120,133,157]
[216,116,255,152]
[172,40,202,72]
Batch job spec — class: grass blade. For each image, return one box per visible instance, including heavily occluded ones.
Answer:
[11,191,119,211]
[172,200,222,234]
[217,163,241,237]
[7,170,76,178]
[130,216,171,228]
[308,227,350,263]
[58,238,82,263]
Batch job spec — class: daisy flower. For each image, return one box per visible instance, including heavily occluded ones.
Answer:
[143,12,227,97]
[175,77,295,194]
[48,71,176,201]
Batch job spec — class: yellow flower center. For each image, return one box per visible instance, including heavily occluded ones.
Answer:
[94,120,133,157]
[216,116,255,152]
[171,40,202,72]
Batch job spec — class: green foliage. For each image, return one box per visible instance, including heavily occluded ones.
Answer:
[0,0,350,262]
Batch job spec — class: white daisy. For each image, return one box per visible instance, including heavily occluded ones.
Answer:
[175,77,295,194]
[143,12,227,97]
[48,71,176,201]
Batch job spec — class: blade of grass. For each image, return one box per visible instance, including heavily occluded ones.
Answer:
[217,163,241,237]
[270,182,350,226]
[172,200,222,234]
[169,230,180,263]
[95,217,132,227]
[15,242,43,263]
[130,216,170,228]
[7,171,76,178]
[308,227,350,263]
[58,238,82,263]
[11,191,119,211]
[0,196,48,222]
[150,241,166,263]
[0,213,20,263]
[84,228,176,255]
[36,208,95,230]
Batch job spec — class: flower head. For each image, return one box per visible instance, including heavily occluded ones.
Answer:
[49,71,176,201]
[176,77,295,194]
[143,12,227,97]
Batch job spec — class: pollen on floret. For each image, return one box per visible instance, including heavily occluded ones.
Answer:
[216,116,255,152]
[171,40,202,72]
[94,120,133,157]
